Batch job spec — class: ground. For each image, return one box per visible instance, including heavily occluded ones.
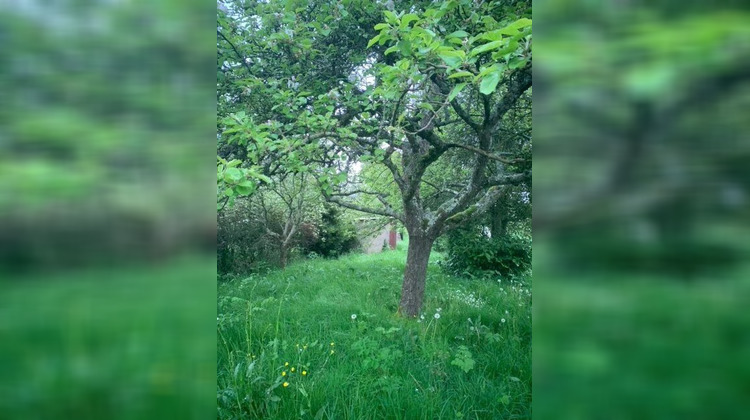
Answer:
[217,240,532,419]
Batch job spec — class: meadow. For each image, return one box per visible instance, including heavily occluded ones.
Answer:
[533,224,750,419]
[217,241,532,419]
[0,256,216,420]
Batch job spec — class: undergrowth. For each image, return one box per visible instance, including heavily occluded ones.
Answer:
[217,245,531,419]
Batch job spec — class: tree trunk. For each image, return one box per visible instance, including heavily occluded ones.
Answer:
[280,244,289,269]
[398,234,435,317]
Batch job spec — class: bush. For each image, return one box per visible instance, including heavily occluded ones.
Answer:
[440,227,531,279]
[303,204,360,258]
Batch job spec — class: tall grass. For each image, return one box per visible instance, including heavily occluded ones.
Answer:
[217,242,531,419]
[0,255,216,419]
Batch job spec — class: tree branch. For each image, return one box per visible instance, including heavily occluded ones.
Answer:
[489,67,532,128]
[445,142,524,164]
[324,195,404,221]
[217,30,253,75]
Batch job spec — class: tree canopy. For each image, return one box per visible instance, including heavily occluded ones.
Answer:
[217,0,532,316]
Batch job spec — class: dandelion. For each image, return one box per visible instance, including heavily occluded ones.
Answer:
[436,307,442,312]
[291,367,296,372]
[434,313,440,319]
[330,350,335,355]
[283,382,289,387]
[501,318,506,323]
[330,342,334,346]
[303,345,308,350]
[282,371,287,376]
[302,371,307,376]
[284,362,289,367]
[351,314,357,320]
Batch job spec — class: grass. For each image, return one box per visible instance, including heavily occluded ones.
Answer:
[533,225,750,420]
[0,254,216,420]
[217,240,532,419]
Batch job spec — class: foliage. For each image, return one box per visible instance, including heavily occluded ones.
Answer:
[1,1,214,272]
[218,199,275,276]
[450,345,476,373]
[441,225,531,279]
[217,245,531,419]
[217,0,533,315]
[303,204,361,258]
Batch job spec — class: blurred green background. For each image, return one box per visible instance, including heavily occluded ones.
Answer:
[534,0,750,418]
[0,0,216,419]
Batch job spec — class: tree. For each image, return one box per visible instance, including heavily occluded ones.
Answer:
[533,9,750,275]
[217,0,533,317]
[255,173,321,268]
[323,1,533,316]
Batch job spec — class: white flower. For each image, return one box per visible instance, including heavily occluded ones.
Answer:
[436,307,442,312]
[351,314,357,320]
[505,310,509,315]
[434,313,441,319]
[501,318,506,323]
[420,314,425,320]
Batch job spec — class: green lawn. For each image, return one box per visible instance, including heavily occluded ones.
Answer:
[533,228,750,420]
[0,255,216,420]
[217,242,531,419]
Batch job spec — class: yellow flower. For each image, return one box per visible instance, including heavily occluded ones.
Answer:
[330,342,334,346]
[291,367,296,372]
[302,371,307,376]
[282,371,286,376]
[303,345,308,350]
[330,350,335,355]
[283,382,289,387]
[284,362,289,367]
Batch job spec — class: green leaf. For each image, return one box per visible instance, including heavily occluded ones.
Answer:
[508,56,527,69]
[400,13,419,28]
[470,40,503,57]
[446,30,469,39]
[437,49,464,68]
[374,23,389,30]
[223,167,242,183]
[448,71,474,79]
[367,34,381,48]
[479,69,502,95]
[447,83,466,102]
[384,10,398,25]
[384,45,399,56]
[397,40,413,56]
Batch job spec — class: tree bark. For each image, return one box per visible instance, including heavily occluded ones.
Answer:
[398,233,435,317]
[280,244,289,269]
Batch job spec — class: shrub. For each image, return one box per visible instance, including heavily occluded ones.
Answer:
[440,227,531,279]
[303,204,360,258]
